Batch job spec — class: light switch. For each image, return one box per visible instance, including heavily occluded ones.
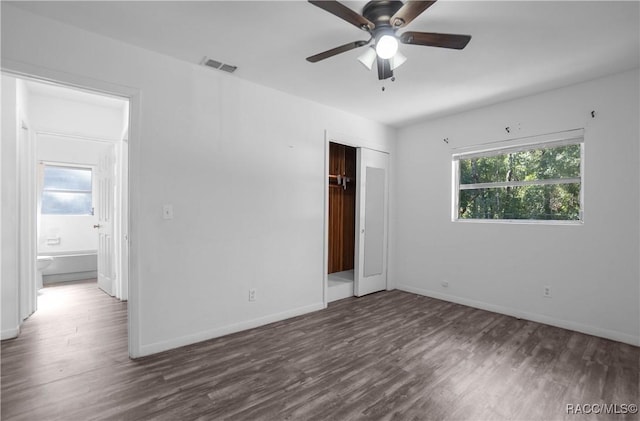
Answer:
[162,204,174,220]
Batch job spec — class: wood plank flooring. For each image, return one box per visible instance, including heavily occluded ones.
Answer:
[1,280,638,420]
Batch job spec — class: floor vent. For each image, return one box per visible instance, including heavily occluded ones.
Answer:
[202,57,237,73]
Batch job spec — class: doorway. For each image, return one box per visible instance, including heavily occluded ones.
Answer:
[325,137,390,303]
[327,142,357,301]
[6,74,130,344]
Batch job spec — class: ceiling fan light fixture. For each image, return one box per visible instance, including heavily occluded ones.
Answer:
[305,0,473,81]
[357,46,377,70]
[390,51,407,70]
[375,34,398,59]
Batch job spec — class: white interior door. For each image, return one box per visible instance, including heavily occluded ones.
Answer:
[96,144,115,295]
[354,147,389,297]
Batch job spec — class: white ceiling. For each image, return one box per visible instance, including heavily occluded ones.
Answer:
[10,1,640,127]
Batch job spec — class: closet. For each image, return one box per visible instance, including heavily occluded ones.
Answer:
[328,142,356,275]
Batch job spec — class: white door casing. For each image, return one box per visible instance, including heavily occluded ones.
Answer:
[19,122,37,320]
[354,147,389,297]
[114,139,129,301]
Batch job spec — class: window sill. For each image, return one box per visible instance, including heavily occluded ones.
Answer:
[452,218,584,226]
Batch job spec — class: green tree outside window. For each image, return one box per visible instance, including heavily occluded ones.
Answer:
[456,143,582,221]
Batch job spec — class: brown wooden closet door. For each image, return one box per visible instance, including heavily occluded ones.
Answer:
[328,143,356,274]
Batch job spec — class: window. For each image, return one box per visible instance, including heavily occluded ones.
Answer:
[42,165,93,215]
[453,135,583,222]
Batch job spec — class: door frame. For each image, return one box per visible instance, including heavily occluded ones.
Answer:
[18,115,36,322]
[323,130,391,307]
[1,59,142,358]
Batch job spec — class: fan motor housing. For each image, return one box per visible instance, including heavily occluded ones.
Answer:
[362,1,404,28]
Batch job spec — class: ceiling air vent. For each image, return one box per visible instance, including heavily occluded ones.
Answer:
[219,64,237,73]
[202,57,237,74]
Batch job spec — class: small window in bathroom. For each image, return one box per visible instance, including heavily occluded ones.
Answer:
[41,165,93,215]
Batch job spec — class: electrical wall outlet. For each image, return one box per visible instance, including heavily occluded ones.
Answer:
[248,288,257,302]
[543,286,552,298]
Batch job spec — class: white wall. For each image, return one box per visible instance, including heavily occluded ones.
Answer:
[393,69,640,345]
[1,76,20,339]
[1,75,35,337]
[38,210,97,254]
[1,5,396,355]
[29,94,125,140]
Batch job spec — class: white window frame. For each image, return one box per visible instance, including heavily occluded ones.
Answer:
[41,163,95,216]
[452,129,585,225]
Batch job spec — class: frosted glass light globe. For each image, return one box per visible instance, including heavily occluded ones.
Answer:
[357,47,377,70]
[376,35,398,59]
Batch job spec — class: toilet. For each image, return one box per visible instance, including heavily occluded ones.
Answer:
[36,256,54,290]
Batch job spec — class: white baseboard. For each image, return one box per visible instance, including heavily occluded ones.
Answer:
[139,302,325,357]
[397,284,640,347]
[1,326,20,340]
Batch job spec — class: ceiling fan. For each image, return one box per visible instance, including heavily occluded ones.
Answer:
[306,0,471,80]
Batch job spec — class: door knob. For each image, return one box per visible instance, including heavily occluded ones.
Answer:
[93,224,102,229]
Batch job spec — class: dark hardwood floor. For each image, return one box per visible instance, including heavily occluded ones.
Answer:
[1,280,638,421]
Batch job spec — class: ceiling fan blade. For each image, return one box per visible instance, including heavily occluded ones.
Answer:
[377,57,393,80]
[390,1,437,28]
[308,1,374,31]
[306,40,370,63]
[400,31,471,49]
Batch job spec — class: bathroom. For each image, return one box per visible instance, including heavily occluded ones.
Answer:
[5,75,130,317]
[36,135,106,288]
